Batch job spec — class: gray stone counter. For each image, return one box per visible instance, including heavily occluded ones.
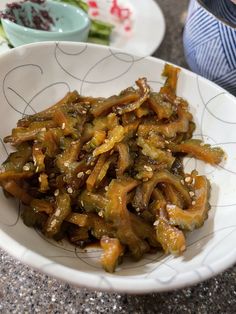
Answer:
[1,0,236,313]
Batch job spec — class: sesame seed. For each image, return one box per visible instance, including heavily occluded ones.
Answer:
[153,220,159,226]
[192,201,196,206]
[33,156,37,166]
[64,162,69,167]
[54,189,59,197]
[181,179,184,185]
[54,209,61,217]
[166,204,176,210]
[144,165,152,172]
[98,211,103,217]
[185,176,191,183]
[91,162,95,166]
[38,176,42,183]
[192,178,195,185]
[50,220,57,228]
[104,139,109,143]
[81,200,84,207]
[143,178,149,182]
[67,187,73,194]
[105,186,108,191]
[86,169,91,175]
[189,191,195,197]
[34,147,40,151]
[136,207,140,212]
[165,140,170,144]
[200,142,205,146]
[41,127,46,132]
[77,172,84,178]
[36,166,39,173]
[23,165,30,171]
[167,149,171,153]
[61,123,65,130]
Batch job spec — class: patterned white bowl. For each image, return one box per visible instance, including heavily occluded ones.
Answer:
[0,42,236,293]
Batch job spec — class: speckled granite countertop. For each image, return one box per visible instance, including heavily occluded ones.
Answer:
[1,0,236,313]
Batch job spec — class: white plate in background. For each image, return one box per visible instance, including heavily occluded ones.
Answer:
[0,0,165,56]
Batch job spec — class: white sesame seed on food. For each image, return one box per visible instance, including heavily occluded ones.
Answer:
[144,165,152,172]
[61,123,65,130]
[41,127,46,132]
[23,165,30,171]
[166,204,176,210]
[200,142,205,146]
[86,169,91,175]
[54,189,59,197]
[64,162,69,167]
[185,176,191,183]
[67,187,73,194]
[189,191,195,197]
[81,200,84,207]
[77,172,84,178]
[181,179,184,185]
[153,220,159,226]
[105,186,108,191]
[192,201,196,206]
[98,211,103,217]
[54,209,61,217]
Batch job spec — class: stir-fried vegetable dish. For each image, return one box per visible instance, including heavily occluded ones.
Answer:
[0,64,225,272]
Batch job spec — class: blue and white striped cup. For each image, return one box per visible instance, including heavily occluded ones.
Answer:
[183,0,236,95]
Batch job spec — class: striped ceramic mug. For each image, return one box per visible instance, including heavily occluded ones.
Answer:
[183,0,236,95]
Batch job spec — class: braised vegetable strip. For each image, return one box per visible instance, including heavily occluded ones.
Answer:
[0,64,225,273]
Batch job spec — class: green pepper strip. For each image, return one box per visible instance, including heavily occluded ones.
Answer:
[138,106,192,139]
[115,78,150,114]
[4,121,57,145]
[116,143,130,176]
[2,180,33,205]
[160,63,180,102]
[90,90,140,117]
[17,91,79,127]
[166,176,211,231]
[100,236,124,273]
[170,139,225,165]
[133,170,192,210]
[45,192,71,237]
[105,177,149,259]
[155,217,186,255]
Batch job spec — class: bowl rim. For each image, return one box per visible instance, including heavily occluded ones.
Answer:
[0,41,236,294]
[197,0,236,30]
[1,0,90,36]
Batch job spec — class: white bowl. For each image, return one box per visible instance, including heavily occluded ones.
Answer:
[0,42,236,294]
